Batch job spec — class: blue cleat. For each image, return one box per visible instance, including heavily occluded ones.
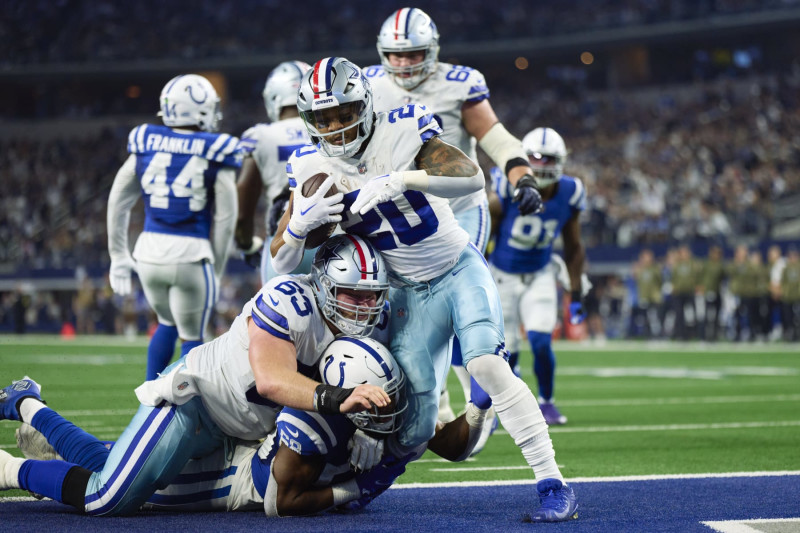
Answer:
[0,377,42,421]
[529,478,578,522]
[539,401,568,425]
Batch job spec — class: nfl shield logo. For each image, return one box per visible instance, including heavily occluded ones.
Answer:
[357,162,367,175]
[397,307,405,318]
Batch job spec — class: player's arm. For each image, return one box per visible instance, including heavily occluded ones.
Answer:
[268,445,333,516]
[234,158,264,250]
[247,318,390,413]
[562,214,586,295]
[465,99,542,215]
[269,191,305,274]
[107,154,140,260]
[211,168,238,279]
[405,136,483,197]
[426,403,489,462]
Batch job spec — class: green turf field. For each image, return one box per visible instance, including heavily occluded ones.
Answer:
[1,335,799,498]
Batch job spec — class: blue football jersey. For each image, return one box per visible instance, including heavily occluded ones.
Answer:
[127,124,244,239]
[250,407,357,497]
[490,167,586,274]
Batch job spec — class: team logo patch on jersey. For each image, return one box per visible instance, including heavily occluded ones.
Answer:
[358,161,367,174]
[177,381,190,391]
[396,307,406,318]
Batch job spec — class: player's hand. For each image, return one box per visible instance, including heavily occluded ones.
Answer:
[569,290,585,325]
[339,384,391,414]
[267,188,291,236]
[288,175,343,238]
[239,236,264,270]
[512,175,544,215]
[342,454,411,511]
[109,256,136,296]
[349,429,384,473]
[350,172,407,215]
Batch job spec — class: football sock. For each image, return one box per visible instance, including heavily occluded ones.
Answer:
[467,354,563,482]
[17,459,79,504]
[528,331,555,401]
[147,324,178,380]
[30,407,109,472]
[180,339,202,358]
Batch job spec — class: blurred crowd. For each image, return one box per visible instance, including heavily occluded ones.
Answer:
[2,0,797,66]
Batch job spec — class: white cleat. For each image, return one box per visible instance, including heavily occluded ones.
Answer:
[0,449,23,490]
[16,422,62,461]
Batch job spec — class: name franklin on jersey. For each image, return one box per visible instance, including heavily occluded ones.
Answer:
[144,133,206,155]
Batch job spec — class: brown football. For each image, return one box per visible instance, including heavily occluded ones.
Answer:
[300,172,339,249]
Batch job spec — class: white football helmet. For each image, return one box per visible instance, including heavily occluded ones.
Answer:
[158,74,221,132]
[263,60,311,123]
[319,336,407,434]
[297,57,374,158]
[311,234,389,336]
[522,127,567,188]
[377,7,440,90]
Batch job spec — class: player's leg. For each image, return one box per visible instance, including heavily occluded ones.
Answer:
[389,284,455,449]
[137,261,179,380]
[170,260,215,357]
[143,440,261,512]
[455,247,577,522]
[519,268,567,425]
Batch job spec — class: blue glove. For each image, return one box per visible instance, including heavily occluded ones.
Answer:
[569,290,585,325]
[341,454,411,511]
[268,186,291,236]
[512,175,544,215]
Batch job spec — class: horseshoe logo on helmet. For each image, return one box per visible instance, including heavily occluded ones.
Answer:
[185,83,208,104]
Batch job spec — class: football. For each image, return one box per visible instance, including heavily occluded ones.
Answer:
[300,172,339,249]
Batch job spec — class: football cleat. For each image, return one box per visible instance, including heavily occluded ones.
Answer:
[16,423,61,461]
[539,401,567,425]
[530,478,578,522]
[0,377,42,421]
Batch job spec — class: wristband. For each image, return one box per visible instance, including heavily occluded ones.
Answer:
[313,384,354,415]
[571,290,582,303]
[331,479,360,506]
[516,174,537,190]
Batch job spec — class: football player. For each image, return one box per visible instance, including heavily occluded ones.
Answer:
[364,8,539,432]
[489,127,588,426]
[234,61,316,283]
[270,57,577,522]
[0,235,394,516]
[107,74,244,380]
[1,337,490,516]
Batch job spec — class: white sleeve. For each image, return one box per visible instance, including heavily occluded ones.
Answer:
[106,154,140,262]
[212,168,238,278]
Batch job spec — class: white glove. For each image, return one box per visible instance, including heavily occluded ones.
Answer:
[350,172,407,215]
[348,429,384,472]
[109,256,136,296]
[287,175,344,239]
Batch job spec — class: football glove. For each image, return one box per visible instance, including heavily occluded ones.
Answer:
[350,172,407,215]
[569,290,585,325]
[348,429,384,473]
[287,175,343,239]
[267,186,291,236]
[109,256,136,296]
[239,236,264,270]
[512,175,544,215]
[342,454,411,511]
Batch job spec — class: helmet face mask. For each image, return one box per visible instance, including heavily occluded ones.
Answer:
[522,127,567,188]
[158,74,222,132]
[297,57,374,158]
[319,336,407,434]
[311,235,389,337]
[377,8,440,90]
[263,61,311,123]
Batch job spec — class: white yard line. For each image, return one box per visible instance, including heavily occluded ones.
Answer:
[701,518,800,532]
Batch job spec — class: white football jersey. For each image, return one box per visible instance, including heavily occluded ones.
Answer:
[182,273,389,441]
[364,62,490,214]
[240,118,309,226]
[286,105,469,282]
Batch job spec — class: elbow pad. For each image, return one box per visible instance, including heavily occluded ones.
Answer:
[477,123,529,175]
